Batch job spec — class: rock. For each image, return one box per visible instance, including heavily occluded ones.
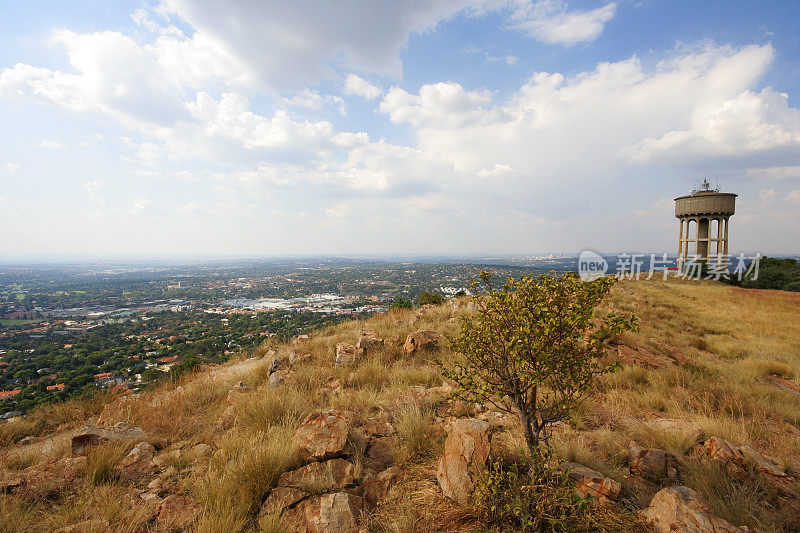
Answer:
[188,443,212,460]
[269,356,289,374]
[226,381,251,405]
[152,449,181,468]
[61,456,88,478]
[116,441,155,478]
[268,369,288,388]
[698,437,788,481]
[642,486,749,532]
[71,423,147,454]
[436,418,492,504]
[290,349,311,365]
[292,410,352,462]
[54,519,111,533]
[644,417,703,442]
[403,330,441,355]
[561,462,621,504]
[278,458,356,492]
[357,335,384,353]
[157,495,200,531]
[364,437,395,472]
[363,466,399,506]
[628,441,676,481]
[14,469,68,499]
[261,486,309,515]
[303,492,365,533]
[335,343,362,366]
[293,334,311,345]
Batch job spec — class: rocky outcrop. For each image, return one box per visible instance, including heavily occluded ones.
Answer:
[357,333,384,353]
[335,343,362,366]
[362,466,399,506]
[292,410,352,461]
[268,369,287,388]
[269,356,289,374]
[628,441,677,481]
[157,494,201,531]
[437,418,492,504]
[303,492,365,533]
[71,423,147,454]
[642,486,749,532]
[403,330,441,355]
[698,437,788,479]
[561,462,621,504]
[116,441,155,479]
[278,458,355,493]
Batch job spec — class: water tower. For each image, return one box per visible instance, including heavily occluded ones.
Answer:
[675,179,736,269]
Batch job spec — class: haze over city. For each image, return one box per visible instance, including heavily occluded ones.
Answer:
[1,1,799,257]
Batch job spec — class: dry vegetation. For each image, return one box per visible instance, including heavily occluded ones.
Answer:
[1,278,799,532]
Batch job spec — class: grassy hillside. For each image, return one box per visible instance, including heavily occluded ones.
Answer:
[1,278,800,532]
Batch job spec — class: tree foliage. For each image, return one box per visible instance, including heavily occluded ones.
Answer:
[417,291,445,306]
[443,272,636,458]
[391,297,413,310]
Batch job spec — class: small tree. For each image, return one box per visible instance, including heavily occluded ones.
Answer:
[391,297,413,310]
[417,291,445,306]
[443,272,636,458]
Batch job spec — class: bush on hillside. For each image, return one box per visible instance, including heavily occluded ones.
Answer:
[417,291,445,306]
[390,297,413,309]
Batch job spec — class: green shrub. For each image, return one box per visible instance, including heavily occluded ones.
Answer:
[416,292,445,306]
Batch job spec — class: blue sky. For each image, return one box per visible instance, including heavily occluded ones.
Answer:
[1,0,799,258]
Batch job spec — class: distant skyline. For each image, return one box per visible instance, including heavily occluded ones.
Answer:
[1,1,800,257]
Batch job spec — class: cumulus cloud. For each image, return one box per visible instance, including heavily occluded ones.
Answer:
[509,0,617,46]
[84,179,106,205]
[36,140,65,149]
[283,88,346,114]
[746,165,800,181]
[344,74,382,100]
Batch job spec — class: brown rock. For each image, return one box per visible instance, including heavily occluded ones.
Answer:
[403,330,441,355]
[436,418,492,504]
[290,349,311,365]
[562,462,621,504]
[292,410,351,461]
[364,437,395,472]
[261,486,309,515]
[269,356,289,374]
[643,486,749,532]
[303,492,365,533]
[357,335,384,353]
[61,456,88,478]
[71,423,147,454]
[278,458,356,492]
[226,381,251,405]
[157,494,200,531]
[335,343,362,366]
[628,441,676,481]
[268,369,288,388]
[116,441,155,479]
[362,466,399,506]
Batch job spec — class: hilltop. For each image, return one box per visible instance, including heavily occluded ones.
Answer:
[2,278,800,532]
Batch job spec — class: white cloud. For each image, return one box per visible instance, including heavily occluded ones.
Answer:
[746,165,800,181]
[36,140,65,149]
[785,190,800,205]
[509,0,617,46]
[758,188,776,203]
[84,179,106,205]
[344,74,382,100]
[283,88,346,114]
[5,162,19,174]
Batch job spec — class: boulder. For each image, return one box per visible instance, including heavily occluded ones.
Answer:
[436,418,492,504]
[292,410,352,461]
[261,486,309,515]
[71,423,147,454]
[116,441,155,477]
[278,458,356,492]
[269,356,289,374]
[363,466,399,506]
[364,437,395,472]
[642,486,749,532]
[403,330,441,355]
[157,495,201,531]
[303,492,365,533]
[290,349,311,366]
[188,443,212,460]
[628,441,677,481]
[698,437,787,480]
[226,381,251,405]
[357,335,384,354]
[335,343,362,366]
[293,334,311,345]
[561,462,621,504]
[268,370,288,388]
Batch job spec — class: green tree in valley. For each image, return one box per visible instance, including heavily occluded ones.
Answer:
[443,271,636,458]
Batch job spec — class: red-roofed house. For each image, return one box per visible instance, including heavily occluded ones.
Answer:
[47,383,65,392]
[0,389,22,398]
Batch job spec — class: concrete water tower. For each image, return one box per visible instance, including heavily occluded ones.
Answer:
[675,179,736,269]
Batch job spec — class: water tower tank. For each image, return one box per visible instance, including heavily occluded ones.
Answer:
[675,179,736,269]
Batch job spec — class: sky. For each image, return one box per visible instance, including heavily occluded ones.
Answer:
[1,0,799,259]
